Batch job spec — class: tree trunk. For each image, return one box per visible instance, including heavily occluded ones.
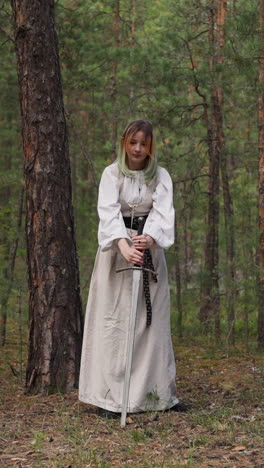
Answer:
[182,183,192,287]
[215,0,236,344]
[129,0,136,101]
[221,157,235,345]
[11,0,83,393]
[174,209,183,338]
[0,149,12,346]
[258,0,264,347]
[199,0,224,335]
[1,187,24,346]
[111,0,119,161]
[199,112,220,333]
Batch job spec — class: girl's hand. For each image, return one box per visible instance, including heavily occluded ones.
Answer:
[117,239,144,265]
[132,234,155,250]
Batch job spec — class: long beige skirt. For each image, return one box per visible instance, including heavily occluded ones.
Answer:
[79,244,178,413]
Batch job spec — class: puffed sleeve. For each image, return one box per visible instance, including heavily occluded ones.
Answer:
[143,167,175,249]
[97,164,131,251]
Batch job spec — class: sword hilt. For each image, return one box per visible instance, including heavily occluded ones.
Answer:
[135,216,145,268]
[137,216,145,236]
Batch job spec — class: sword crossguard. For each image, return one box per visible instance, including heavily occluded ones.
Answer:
[116,266,157,275]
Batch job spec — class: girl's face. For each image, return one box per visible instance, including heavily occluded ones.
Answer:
[126,131,149,170]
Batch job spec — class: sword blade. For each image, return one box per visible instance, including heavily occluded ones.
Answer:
[121,269,141,426]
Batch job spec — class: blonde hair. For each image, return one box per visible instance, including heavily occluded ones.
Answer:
[117,120,157,184]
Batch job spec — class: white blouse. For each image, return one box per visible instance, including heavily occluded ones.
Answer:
[97,162,175,251]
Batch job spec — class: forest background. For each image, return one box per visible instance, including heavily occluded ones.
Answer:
[0,0,263,349]
[1,1,264,467]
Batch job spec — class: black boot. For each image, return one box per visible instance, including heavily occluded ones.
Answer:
[169,401,189,412]
[97,407,120,419]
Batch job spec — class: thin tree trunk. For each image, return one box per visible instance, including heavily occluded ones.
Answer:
[11,0,83,392]
[0,187,24,346]
[174,209,183,337]
[221,158,235,344]
[215,0,236,344]
[199,1,221,335]
[182,184,192,287]
[111,0,119,161]
[199,112,220,333]
[0,152,12,346]
[129,0,136,101]
[258,0,264,347]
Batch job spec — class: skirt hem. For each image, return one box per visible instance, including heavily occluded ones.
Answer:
[79,394,179,413]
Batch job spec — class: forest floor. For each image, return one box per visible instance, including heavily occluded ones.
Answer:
[0,331,264,468]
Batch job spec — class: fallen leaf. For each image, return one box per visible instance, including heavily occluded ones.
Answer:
[126,417,134,424]
[231,445,247,452]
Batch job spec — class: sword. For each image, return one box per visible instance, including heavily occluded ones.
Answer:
[120,216,145,427]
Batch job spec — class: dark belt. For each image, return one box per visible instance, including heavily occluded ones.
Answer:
[123,215,148,230]
[122,215,158,327]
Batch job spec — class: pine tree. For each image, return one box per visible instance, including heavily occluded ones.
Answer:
[11,0,83,392]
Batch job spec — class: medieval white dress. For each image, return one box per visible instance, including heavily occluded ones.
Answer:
[79,161,178,413]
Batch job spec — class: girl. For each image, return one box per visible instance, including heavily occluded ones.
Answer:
[79,119,185,417]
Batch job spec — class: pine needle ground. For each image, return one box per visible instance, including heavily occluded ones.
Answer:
[1,333,264,467]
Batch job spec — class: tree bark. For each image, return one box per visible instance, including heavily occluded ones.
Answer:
[174,208,183,338]
[111,0,120,161]
[0,148,12,346]
[129,0,136,101]
[258,0,264,347]
[221,155,235,345]
[199,108,220,333]
[182,183,192,287]
[215,0,236,344]
[1,187,24,346]
[199,0,224,335]
[11,0,83,392]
